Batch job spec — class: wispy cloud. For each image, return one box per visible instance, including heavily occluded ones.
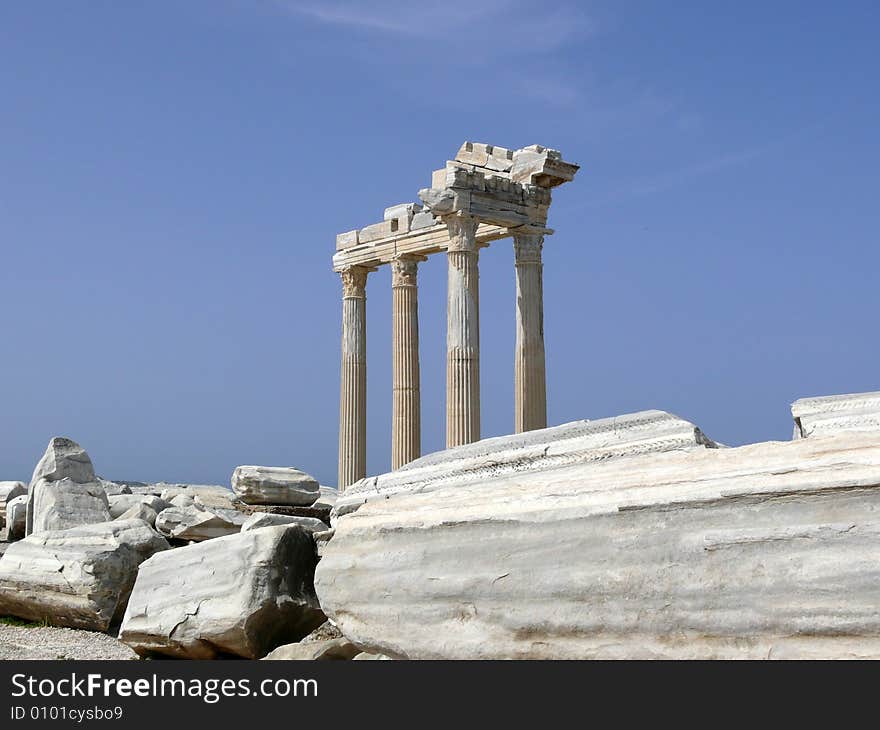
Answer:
[280,0,508,35]
[276,0,594,50]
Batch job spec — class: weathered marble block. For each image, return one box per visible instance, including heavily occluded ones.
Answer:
[335,410,717,517]
[26,437,109,535]
[154,505,244,542]
[30,478,111,535]
[107,494,169,519]
[232,465,319,506]
[119,525,325,659]
[792,391,880,439]
[240,512,328,534]
[0,519,169,631]
[3,495,27,541]
[0,481,26,522]
[317,428,880,659]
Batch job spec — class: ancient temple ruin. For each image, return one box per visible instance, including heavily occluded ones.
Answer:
[333,142,579,488]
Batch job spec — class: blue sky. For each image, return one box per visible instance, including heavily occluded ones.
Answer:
[1,1,878,486]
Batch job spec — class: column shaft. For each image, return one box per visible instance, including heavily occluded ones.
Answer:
[514,234,547,433]
[338,266,368,489]
[391,257,421,469]
[446,215,481,447]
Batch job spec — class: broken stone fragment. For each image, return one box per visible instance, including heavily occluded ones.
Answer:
[107,494,169,519]
[418,187,455,214]
[231,465,320,506]
[30,437,96,485]
[792,391,880,439]
[0,519,169,631]
[3,495,27,541]
[29,477,111,535]
[240,512,328,533]
[115,502,159,528]
[262,637,360,661]
[154,504,244,542]
[0,481,26,524]
[119,525,325,659]
[26,437,101,536]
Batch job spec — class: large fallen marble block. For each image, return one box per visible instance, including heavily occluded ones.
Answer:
[0,481,26,523]
[0,519,169,631]
[231,465,320,506]
[336,410,717,517]
[792,391,880,439]
[119,525,325,659]
[154,504,245,542]
[26,437,110,535]
[3,495,27,541]
[316,428,880,659]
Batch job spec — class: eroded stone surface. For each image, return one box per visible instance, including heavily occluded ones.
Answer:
[26,438,108,536]
[231,466,319,506]
[0,482,26,523]
[262,637,360,661]
[336,410,717,517]
[154,505,244,542]
[240,513,328,534]
[3,495,27,541]
[317,429,880,659]
[30,478,110,536]
[119,525,325,659]
[792,391,880,439]
[107,494,169,519]
[0,519,169,631]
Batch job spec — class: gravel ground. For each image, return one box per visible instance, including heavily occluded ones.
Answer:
[0,624,138,660]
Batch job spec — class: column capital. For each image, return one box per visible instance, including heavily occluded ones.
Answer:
[513,232,544,264]
[391,256,420,288]
[340,265,369,298]
[444,214,480,253]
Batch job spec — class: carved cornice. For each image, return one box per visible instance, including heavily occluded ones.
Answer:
[340,266,369,298]
[444,215,480,253]
[513,233,543,264]
[391,257,419,288]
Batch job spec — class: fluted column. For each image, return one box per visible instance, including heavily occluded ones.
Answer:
[338,266,369,490]
[513,233,547,433]
[445,215,481,448]
[391,256,421,469]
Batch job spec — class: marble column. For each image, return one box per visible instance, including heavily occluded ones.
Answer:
[445,215,481,448]
[391,256,421,470]
[513,232,547,433]
[338,266,369,490]
[513,233,547,433]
